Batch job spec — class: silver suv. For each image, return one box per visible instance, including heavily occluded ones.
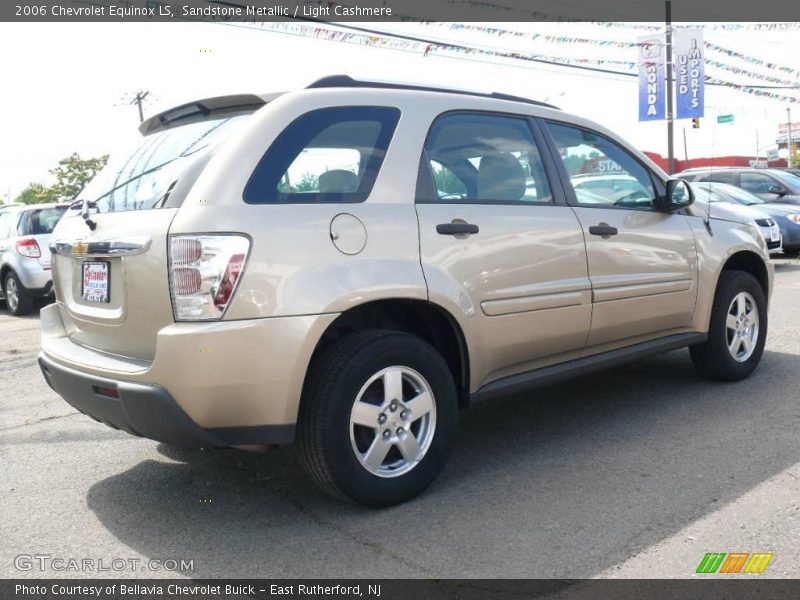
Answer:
[0,203,67,315]
[39,77,772,506]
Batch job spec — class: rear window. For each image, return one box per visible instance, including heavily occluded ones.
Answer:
[244,106,401,204]
[79,114,251,213]
[20,207,67,235]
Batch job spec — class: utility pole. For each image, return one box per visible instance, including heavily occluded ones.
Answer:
[130,91,150,123]
[788,107,794,169]
[665,0,675,175]
[683,127,688,162]
[756,130,759,166]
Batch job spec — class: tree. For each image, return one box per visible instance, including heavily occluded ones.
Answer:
[14,183,47,205]
[13,153,108,205]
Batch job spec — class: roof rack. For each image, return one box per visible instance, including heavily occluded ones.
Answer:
[306,75,560,110]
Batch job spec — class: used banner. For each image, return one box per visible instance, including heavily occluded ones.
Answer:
[674,28,705,119]
[637,34,666,121]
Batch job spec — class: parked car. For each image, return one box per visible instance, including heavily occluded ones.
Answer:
[691,183,783,255]
[39,77,772,506]
[676,167,800,205]
[0,203,68,315]
[690,181,800,254]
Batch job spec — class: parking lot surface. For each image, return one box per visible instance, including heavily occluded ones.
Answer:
[1,259,799,579]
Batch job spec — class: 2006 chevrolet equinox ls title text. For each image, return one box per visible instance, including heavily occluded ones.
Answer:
[39,76,773,507]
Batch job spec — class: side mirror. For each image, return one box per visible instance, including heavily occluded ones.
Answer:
[768,185,786,197]
[659,179,695,211]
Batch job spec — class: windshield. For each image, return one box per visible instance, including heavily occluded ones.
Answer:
[79,114,251,213]
[693,182,763,206]
[773,170,800,190]
[23,207,67,235]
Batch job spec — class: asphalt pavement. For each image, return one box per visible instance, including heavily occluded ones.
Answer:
[1,258,799,579]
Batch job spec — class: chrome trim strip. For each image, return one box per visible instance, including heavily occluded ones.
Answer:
[50,235,152,258]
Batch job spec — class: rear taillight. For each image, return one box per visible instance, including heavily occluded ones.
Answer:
[168,235,250,321]
[15,238,41,258]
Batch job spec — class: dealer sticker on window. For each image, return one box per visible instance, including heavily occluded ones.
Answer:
[81,261,110,303]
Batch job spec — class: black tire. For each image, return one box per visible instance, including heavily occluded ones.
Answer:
[690,270,767,381]
[297,329,458,507]
[4,272,34,316]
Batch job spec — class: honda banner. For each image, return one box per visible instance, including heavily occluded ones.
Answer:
[637,34,666,121]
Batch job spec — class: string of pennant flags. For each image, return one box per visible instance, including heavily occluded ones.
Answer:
[431,23,800,84]
[221,20,800,105]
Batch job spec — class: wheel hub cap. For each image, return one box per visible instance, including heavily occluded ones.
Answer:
[6,278,18,311]
[349,366,437,478]
[725,291,759,363]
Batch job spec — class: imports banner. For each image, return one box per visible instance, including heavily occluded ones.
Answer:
[674,28,705,119]
[637,34,666,121]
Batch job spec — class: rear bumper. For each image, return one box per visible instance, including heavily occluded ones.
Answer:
[39,303,339,447]
[14,259,53,294]
[38,353,294,448]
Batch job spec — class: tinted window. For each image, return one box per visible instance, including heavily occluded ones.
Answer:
[700,171,737,185]
[244,106,400,204]
[81,115,251,213]
[419,113,552,204]
[20,207,67,235]
[546,122,656,210]
[740,172,779,194]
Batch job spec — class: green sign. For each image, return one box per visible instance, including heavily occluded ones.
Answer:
[717,114,735,124]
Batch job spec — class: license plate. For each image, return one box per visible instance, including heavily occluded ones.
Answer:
[771,229,780,243]
[81,261,110,303]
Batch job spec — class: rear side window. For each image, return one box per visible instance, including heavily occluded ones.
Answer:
[418,112,553,204]
[700,171,736,185]
[244,106,401,204]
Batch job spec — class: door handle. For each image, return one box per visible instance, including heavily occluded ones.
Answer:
[588,223,619,237]
[436,223,479,235]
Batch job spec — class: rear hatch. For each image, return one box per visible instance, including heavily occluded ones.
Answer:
[50,97,262,361]
[17,205,67,269]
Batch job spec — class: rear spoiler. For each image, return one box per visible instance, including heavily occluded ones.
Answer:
[138,93,279,136]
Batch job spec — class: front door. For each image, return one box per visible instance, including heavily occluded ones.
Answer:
[542,121,698,347]
[415,112,593,386]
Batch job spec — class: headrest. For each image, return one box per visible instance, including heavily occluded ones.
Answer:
[318,169,359,194]
[477,153,526,201]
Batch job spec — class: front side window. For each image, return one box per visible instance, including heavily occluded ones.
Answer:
[545,122,657,210]
[740,172,780,195]
[244,106,400,204]
[418,113,552,204]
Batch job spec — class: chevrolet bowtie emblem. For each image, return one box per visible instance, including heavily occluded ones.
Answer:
[74,242,88,258]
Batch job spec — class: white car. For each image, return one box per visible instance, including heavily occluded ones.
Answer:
[691,184,782,255]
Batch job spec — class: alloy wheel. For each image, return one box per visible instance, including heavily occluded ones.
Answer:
[725,291,759,362]
[349,366,437,478]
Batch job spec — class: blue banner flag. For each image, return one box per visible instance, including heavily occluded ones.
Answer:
[638,35,666,121]
[674,28,705,119]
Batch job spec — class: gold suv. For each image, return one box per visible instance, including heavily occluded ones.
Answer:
[39,76,772,506]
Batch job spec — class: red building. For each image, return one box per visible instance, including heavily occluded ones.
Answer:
[643,152,789,173]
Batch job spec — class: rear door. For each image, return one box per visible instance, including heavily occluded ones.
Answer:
[415,112,592,385]
[19,206,67,271]
[541,120,698,348]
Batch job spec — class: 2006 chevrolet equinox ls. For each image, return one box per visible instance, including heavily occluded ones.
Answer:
[39,76,772,507]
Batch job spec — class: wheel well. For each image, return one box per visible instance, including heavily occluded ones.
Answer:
[308,299,471,409]
[721,251,769,297]
[0,265,10,287]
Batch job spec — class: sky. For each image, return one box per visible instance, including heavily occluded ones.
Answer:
[0,20,798,202]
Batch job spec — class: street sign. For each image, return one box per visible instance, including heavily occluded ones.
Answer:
[717,114,735,124]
